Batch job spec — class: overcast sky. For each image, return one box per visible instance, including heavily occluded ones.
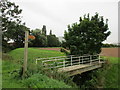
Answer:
[11,0,119,44]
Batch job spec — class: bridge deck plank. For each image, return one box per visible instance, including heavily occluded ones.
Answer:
[58,61,104,73]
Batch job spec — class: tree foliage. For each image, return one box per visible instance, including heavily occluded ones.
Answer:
[42,25,47,35]
[1,0,26,51]
[1,0,22,31]
[49,30,52,35]
[13,25,29,48]
[29,28,60,47]
[63,13,111,55]
[30,29,47,47]
[47,35,60,47]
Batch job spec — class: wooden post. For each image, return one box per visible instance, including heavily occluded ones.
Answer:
[23,30,29,77]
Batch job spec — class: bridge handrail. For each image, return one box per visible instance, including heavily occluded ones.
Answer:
[36,54,102,69]
[42,57,69,62]
[36,56,66,60]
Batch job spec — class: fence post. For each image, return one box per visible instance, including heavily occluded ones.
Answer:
[71,56,72,66]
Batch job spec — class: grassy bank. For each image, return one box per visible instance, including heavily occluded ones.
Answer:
[87,57,118,88]
[71,56,119,88]
[2,48,74,88]
[102,57,119,88]
[9,48,65,60]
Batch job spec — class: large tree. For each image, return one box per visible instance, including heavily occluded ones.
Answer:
[63,13,111,55]
[11,24,29,48]
[47,30,61,47]
[1,0,22,31]
[42,25,47,35]
[1,0,24,51]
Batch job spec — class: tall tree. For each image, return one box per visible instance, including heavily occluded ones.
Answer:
[12,25,29,48]
[42,25,47,35]
[63,13,111,55]
[49,30,52,35]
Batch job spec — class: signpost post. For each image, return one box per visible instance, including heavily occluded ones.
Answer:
[23,30,29,77]
[22,31,35,77]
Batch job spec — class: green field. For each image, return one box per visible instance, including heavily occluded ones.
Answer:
[2,48,119,88]
[9,48,65,60]
[2,48,73,88]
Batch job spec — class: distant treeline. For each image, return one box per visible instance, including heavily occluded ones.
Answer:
[29,25,61,47]
[3,25,61,52]
[102,43,120,47]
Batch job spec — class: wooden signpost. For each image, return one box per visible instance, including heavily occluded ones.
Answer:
[23,31,35,77]
[23,30,29,77]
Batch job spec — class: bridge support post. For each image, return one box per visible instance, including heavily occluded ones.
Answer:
[90,55,92,65]
[82,56,83,64]
[71,56,72,66]
[36,59,37,64]
[79,57,80,65]
[63,60,65,67]
[99,55,100,63]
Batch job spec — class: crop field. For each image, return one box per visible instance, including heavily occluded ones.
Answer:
[38,47,61,51]
[101,48,119,57]
[38,47,120,58]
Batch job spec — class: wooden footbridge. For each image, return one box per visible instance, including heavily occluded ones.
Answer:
[36,54,105,76]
